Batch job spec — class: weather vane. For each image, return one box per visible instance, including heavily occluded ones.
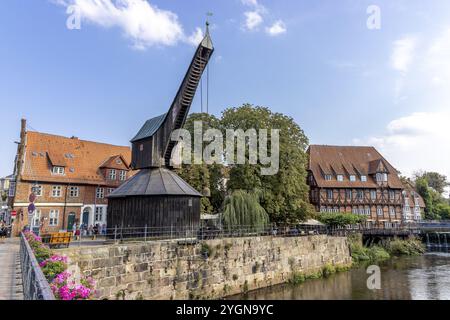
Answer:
[206,12,213,25]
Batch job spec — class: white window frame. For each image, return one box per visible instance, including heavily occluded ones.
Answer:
[389,206,395,216]
[327,189,333,200]
[52,186,62,197]
[109,169,117,180]
[49,209,59,226]
[377,207,383,216]
[357,190,364,200]
[324,174,332,181]
[119,170,127,181]
[349,175,356,182]
[370,190,377,200]
[32,209,41,228]
[365,206,371,216]
[389,190,395,200]
[107,188,115,194]
[96,187,104,199]
[337,175,344,182]
[52,166,65,175]
[361,175,367,182]
[31,185,43,197]
[94,207,104,222]
[69,186,79,198]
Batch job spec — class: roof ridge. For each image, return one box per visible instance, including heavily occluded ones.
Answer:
[27,131,130,149]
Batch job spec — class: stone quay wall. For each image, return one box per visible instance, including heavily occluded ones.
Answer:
[59,235,352,300]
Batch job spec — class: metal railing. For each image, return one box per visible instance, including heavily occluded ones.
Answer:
[19,232,55,300]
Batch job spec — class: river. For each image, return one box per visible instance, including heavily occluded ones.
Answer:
[229,252,450,300]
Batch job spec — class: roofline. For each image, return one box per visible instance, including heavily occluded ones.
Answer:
[27,131,130,149]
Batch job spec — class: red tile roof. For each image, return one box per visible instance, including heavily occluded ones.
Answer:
[308,145,404,189]
[21,131,131,186]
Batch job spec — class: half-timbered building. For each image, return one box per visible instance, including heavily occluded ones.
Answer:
[307,145,405,228]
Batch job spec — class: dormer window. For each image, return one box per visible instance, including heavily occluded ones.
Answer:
[109,169,117,180]
[349,175,356,182]
[376,173,388,182]
[360,175,367,182]
[325,174,332,181]
[52,166,65,175]
[337,175,344,182]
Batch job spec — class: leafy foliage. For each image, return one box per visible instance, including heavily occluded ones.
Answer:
[414,171,449,195]
[220,104,314,223]
[317,213,366,228]
[222,190,269,232]
[384,238,426,256]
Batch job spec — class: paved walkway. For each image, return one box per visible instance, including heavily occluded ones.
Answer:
[0,237,23,300]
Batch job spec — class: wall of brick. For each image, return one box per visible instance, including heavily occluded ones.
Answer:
[59,235,352,300]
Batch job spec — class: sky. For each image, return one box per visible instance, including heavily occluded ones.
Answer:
[1,0,450,194]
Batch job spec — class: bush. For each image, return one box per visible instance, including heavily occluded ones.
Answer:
[385,238,425,256]
[322,264,336,277]
[289,272,306,284]
[349,234,390,263]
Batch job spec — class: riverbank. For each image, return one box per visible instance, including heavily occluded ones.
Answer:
[228,252,450,300]
[59,235,351,300]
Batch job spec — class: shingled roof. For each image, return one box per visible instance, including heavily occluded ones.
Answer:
[308,145,404,189]
[22,131,131,185]
[108,168,202,198]
[130,113,166,143]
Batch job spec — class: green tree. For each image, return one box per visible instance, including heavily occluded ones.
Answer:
[222,190,269,232]
[317,213,366,228]
[221,104,314,223]
[435,203,450,220]
[414,171,449,195]
[176,113,225,214]
[415,178,438,220]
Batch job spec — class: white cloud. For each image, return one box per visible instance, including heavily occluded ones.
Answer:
[425,28,450,87]
[265,20,286,36]
[390,36,418,73]
[186,27,204,46]
[53,0,203,49]
[244,11,263,30]
[353,110,450,180]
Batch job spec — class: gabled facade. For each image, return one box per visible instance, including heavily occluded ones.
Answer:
[9,120,132,235]
[402,181,425,223]
[307,145,405,228]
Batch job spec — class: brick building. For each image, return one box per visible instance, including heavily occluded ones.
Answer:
[8,120,131,235]
[307,145,413,228]
[402,181,425,223]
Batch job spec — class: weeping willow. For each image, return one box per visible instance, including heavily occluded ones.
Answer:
[222,190,270,232]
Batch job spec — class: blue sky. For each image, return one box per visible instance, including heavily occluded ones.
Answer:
[1,0,450,190]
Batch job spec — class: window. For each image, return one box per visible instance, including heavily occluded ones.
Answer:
[365,206,371,216]
[350,175,356,182]
[107,188,115,194]
[31,185,43,196]
[361,175,367,182]
[345,189,352,200]
[31,210,41,228]
[95,207,104,222]
[52,166,65,175]
[119,170,127,181]
[109,169,117,180]
[357,190,364,200]
[49,209,59,226]
[389,206,395,216]
[352,207,358,214]
[414,196,420,206]
[327,189,333,200]
[389,190,395,200]
[69,186,79,197]
[377,207,383,216]
[358,207,365,215]
[96,187,104,199]
[52,186,62,197]
[140,144,144,151]
[8,182,16,197]
[383,173,388,181]
[337,175,344,182]
[370,190,377,200]
[324,174,332,181]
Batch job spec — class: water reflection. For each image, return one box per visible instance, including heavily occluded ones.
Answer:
[228,253,450,300]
